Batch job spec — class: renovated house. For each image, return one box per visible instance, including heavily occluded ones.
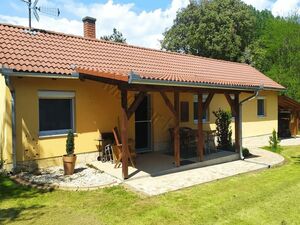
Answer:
[0,17,284,178]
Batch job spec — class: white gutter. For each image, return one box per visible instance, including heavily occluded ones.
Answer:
[239,85,263,159]
[0,68,79,79]
[128,72,282,92]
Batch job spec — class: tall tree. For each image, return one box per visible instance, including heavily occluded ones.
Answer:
[248,16,300,100]
[101,28,127,43]
[161,0,256,61]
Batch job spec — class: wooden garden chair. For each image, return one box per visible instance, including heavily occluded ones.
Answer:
[112,127,136,168]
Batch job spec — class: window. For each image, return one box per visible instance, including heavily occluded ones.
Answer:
[257,97,266,117]
[180,101,189,122]
[38,91,75,136]
[193,94,209,123]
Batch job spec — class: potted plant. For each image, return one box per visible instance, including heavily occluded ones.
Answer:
[63,130,76,175]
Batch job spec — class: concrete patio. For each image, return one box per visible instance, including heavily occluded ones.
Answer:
[91,150,239,180]
[123,148,284,196]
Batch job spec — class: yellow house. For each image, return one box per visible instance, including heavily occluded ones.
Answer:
[0,18,284,178]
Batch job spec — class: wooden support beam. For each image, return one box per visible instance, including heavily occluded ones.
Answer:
[120,89,129,179]
[203,93,214,113]
[234,93,240,153]
[160,91,177,116]
[127,91,146,119]
[197,93,204,161]
[224,94,236,116]
[174,91,180,167]
[296,113,299,136]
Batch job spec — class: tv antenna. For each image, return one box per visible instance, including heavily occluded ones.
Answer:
[21,0,60,30]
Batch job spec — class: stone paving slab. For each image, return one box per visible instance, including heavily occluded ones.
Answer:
[280,137,300,146]
[124,148,284,196]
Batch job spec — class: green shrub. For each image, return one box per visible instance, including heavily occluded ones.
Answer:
[242,148,251,157]
[66,130,75,156]
[269,129,281,152]
[213,109,232,151]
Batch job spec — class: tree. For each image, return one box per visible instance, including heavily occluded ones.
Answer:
[247,15,300,100]
[101,28,127,43]
[161,0,256,61]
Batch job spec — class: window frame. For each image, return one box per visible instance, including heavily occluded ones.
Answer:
[257,96,266,118]
[193,94,209,124]
[38,91,76,137]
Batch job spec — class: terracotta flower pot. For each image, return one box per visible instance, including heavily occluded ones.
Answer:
[63,154,77,175]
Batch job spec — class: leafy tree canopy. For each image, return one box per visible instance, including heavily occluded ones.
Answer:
[161,0,300,101]
[161,0,256,61]
[101,28,127,43]
[246,16,300,100]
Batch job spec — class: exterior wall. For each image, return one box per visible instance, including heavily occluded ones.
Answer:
[0,74,13,168]
[11,77,136,168]
[6,76,278,169]
[153,91,278,150]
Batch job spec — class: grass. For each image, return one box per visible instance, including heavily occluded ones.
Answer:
[1,146,300,225]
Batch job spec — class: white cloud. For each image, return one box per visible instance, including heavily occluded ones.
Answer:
[271,0,300,17]
[242,0,300,16]
[0,0,298,49]
[242,0,273,11]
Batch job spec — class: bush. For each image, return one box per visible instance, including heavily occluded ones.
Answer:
[213,109,232,151]
[66,130,75,156]
[242,148,251,157]
[269,129,281,152]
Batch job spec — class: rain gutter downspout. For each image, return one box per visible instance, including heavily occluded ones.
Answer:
[239,85,263,159]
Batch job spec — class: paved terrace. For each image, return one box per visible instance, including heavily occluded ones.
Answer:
[123,148,284,196]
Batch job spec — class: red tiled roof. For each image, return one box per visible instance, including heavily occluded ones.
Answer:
[0,23,284,90]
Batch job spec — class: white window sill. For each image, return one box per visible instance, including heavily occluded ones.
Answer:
[257,115,266,118]
[194,120,209,124]
[39,133,78,139]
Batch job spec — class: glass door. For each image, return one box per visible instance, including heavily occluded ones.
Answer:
[135,95,152,152]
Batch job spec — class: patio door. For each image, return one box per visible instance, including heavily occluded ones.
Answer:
[135,95,152,153]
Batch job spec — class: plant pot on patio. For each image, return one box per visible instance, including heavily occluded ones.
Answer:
[63,130,77,175]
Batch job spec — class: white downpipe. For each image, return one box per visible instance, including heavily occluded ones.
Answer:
[239,89,261,159]
[11,91,17,172]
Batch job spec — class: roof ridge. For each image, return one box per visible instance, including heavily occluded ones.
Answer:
[0,22,250,67]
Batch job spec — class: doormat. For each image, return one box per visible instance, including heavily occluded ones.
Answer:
[180,160,195,166]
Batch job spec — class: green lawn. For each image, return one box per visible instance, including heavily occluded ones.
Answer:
[1,146,300,225]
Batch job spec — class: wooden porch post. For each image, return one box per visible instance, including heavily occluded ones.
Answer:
[234,93,240,153]
[121,89,129,179]
[197,93,204,161]
[296,112,299,136]
[174,91,180,167]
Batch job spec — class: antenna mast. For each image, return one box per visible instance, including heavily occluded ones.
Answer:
[21,0,60,31]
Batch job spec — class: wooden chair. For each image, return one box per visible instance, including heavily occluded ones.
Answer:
[112,127,136,168]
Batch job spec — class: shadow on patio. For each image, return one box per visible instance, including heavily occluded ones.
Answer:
[91,150,239,180]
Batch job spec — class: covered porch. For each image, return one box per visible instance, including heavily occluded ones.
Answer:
[78,69,243,179]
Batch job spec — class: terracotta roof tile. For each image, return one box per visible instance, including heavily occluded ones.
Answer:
[0,23,284,90]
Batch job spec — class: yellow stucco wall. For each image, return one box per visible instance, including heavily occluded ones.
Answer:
[0,74,13,165]
[151,91,278,151]
[9,76,278,165]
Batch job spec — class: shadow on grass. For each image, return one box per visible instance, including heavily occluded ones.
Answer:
[0,175,53,201]
[291,155,300,164]
[0,205,45,224]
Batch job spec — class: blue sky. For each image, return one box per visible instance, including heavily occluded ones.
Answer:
[0,0,173,18]
[0,0,299,49]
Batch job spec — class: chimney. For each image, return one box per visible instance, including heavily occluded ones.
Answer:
[82,16,96,38]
